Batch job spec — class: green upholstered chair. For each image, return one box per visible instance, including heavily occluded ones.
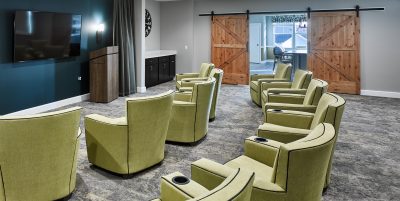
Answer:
[176,63,215,90]
[191,123,336,201]
[151,168,254,201]
[258,93,345,187]
[178,68,224,121]
[85,91,174,175]
[167,78,215,143]
[259,70,313,112]
[0,107,82,201]
[250,63,292,106]
[262,79,328,114]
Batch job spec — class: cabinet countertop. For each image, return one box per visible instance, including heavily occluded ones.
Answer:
[145,50,177,59]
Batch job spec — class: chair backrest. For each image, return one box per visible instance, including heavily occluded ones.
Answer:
[208,68,224,119]
[274,63,292,80]
[310,93,345,186]
[310,93,346,131]
[271,123,335,201]
[126,91,174,173]
[189,168,255,201]
[199,63,215,77]
[302,79,328,106]
[190,78,215,141]
[291,70,312,89]
[0,107,81,201]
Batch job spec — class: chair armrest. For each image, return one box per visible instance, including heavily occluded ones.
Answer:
[174,92,193,102]
[179,87,194,92]
[250,74,274,81]
[176,73,200,81]
[182,77,208,82]
[244,136,282,167]
[84,114,128,173]
[264,110,314,129]
[191,158,235,190]
[180,79,207,88]
[266,93,305,105]
[265,103,317,113]
[160,172,209,201]
[257,123,311,143]
[261,82,292,91]
[258,78,288,83]
[267,88,307,95]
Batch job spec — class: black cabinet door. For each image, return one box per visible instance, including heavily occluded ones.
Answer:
[159,62,169,83]
[145,64,159,87]
[169,55,176,80]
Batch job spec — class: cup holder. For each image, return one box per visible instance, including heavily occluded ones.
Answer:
[254,137,268,142]
[172,176,190,185]
[272,109,282,112]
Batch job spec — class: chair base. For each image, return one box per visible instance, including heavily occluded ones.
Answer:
[55,192,73,201]
[209,117,215,122]
[89,161,164,179]
[166,134,208,146]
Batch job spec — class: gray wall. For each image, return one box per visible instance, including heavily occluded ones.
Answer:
[160,0,195,73]
[189,0,400,93]
[145,0,160,50]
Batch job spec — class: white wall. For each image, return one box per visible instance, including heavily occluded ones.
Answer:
[134,0,146,93]
[145,0,161,50]
[187,0,400,95]
[160,0,195,73]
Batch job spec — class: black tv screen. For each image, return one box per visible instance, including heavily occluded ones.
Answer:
[14,11,82,62]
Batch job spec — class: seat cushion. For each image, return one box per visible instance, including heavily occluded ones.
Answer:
[250,81,259,91]
[225,156,274,190]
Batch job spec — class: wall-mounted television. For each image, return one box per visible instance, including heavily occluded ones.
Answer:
[14,10,82,62]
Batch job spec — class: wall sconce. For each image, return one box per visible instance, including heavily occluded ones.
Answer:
[96,23,105,44]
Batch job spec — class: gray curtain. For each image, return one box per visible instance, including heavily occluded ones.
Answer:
[113,0,136,96]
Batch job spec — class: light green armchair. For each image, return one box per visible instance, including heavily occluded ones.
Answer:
[262,79,328,114]
[250,63,292,106]
[191,123,336,201]
[151,168,254,201]
[178,68,224,121]
[176,63,215,90]
[85,91,174,175]
[258,93,345,187]
[259,70,313,112]
[0,107,81,201]
[167,78,215,143]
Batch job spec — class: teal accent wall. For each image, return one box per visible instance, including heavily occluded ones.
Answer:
[0,0,113,115]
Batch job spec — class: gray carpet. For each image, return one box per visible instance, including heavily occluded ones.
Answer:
[58,81,400,201]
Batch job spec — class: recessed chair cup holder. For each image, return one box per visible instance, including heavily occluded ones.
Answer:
[272,109,282,112]
[254,137,268,142]
[172,176,190,185]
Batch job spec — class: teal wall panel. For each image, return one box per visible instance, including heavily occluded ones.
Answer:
[0,0,113,114]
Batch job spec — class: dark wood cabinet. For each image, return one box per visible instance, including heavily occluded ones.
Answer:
[89,46,119,103]
[169,55,176,80]
[145,55,176,88]
[145,58,159,87]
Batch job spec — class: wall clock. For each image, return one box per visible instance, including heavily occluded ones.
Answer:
[145,9,152,37]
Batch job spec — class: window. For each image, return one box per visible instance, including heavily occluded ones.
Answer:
[271,14,308,51]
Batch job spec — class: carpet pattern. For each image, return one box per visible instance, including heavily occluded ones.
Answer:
[56,81,400,201]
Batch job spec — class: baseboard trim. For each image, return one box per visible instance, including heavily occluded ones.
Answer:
[5,93,90,116]
[361,90,400,99]
[137,86,146,93]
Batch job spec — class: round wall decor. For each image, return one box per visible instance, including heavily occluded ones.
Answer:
[145,9,152,37]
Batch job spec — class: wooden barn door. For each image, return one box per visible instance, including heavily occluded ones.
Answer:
[212,15,249,85]
[308,12,360,94]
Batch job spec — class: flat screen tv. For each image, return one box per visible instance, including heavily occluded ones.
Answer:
[14,10,82,62]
